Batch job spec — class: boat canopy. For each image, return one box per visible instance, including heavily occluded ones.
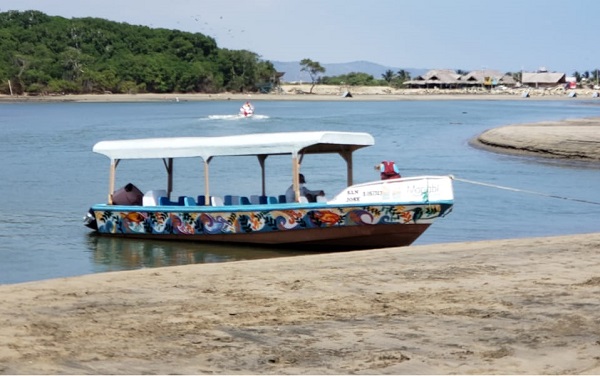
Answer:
[93,131,375,205]
[93,131,374,161]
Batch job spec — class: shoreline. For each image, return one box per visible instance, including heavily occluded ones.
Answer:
[2,85,600,103]
[1,232,600,374]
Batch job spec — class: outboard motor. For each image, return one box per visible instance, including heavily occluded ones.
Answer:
[83,208,98,230]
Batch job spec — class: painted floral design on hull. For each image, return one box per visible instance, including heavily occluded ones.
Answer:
[95,204,452,236]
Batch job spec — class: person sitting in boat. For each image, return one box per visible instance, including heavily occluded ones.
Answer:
[285,173,324,203]
[375,160,401,180]
[240,101,254,117]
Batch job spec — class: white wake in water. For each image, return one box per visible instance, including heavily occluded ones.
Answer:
[204,114,270,121]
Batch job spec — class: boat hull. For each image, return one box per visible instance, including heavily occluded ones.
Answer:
[86,202,452,250]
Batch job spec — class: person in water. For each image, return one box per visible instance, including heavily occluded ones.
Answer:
[375,160,401,180]
[285,173,325,203]
[240,101,254,117]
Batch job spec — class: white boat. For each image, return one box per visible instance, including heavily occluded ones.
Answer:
[239,102,254,117]
[84,131,454,250]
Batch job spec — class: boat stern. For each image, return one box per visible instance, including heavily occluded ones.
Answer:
[83,208,98,230]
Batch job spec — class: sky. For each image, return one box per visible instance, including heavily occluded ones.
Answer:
[2,0,599,74]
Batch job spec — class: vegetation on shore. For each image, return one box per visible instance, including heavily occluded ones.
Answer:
[0,10,278,95]
[0,10,418,97]
[3,10,597,97]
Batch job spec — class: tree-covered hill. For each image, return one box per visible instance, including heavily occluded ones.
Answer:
[0,10,277,95]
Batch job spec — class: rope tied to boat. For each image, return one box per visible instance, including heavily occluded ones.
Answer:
[450,175,600,206]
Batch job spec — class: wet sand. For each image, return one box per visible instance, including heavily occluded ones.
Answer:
[2,91,600,374]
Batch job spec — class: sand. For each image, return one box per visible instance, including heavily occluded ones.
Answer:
[2,89,600,374]
[1,84,599,102]
[1,233,600,374]
[472,117,600,163]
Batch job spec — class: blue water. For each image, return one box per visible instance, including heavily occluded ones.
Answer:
[1,99,599,284]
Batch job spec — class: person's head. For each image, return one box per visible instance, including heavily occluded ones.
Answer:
[299,173,306,184]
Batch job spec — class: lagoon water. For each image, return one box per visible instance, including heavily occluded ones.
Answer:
[1,99,600,284]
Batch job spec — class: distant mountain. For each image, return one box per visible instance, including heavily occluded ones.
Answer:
[271,60,428,83]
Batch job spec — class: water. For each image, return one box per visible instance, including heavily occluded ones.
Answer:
[1,99,599,284]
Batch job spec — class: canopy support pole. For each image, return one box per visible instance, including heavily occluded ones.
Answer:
[163,158,173,198]
[107,159,120,204]
[340,151,353,186]
[203,157,212,205]
[292,153,300,202]
[258,155,267,196]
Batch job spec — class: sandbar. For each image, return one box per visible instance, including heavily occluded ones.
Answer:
[471,117,600,163]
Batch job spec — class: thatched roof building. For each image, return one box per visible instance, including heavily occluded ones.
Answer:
[403,68,566,89]
[404,69,516,89]
[404,69,462,88]
[461,69,516,87]
[521,72,566,88]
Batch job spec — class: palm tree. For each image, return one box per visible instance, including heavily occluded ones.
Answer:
[382,69,394,83]
[396,69,411,82]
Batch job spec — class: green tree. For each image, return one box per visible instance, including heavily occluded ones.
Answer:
[389,69,412,88]
[217,49,270,93]
[382,69,394,83]
[396,69,411,82]
[300,58,325,93]
[0,10,275,95]
[321,72,385,86]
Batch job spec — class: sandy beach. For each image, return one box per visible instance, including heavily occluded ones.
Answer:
[1,233,599,374]
[2,90,600,374]
[2,84,600,102]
